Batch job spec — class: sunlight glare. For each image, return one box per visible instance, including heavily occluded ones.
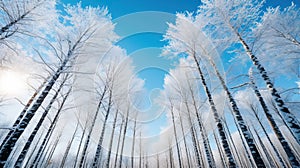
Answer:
[0,70,28,96]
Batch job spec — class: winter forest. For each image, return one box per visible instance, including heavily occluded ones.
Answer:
[0,0,299,167]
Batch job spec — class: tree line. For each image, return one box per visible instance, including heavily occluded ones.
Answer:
[0,0,299,167]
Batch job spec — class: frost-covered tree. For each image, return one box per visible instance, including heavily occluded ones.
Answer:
[14,75,70,168]
[198,1,300,158]
[0,0,57,48]
[0,3,117,166]
[254,3,300,78]
[164,13,238,167]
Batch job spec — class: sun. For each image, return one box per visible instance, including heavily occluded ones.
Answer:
[0,69,28,96]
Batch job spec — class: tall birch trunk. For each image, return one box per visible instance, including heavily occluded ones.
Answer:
[0,36,82,166]
[188,79,216,168]
[191,51,236,167]
[184,101,202,167]
[0,77,48,151]
[78,86,107,168]
[206,56,265,167]
[60,121,79,168]
[177,107,192,168]
[14,77,68,168]
[118,108,130,168]
[236,32,300,145]
[92,90,113,167]
[106,110,119,168]
[131,116,137,168]
[113,119,124,168]
[248,68,299,167]
[30,87,72,167]
[74,119,88,168]
[169,102,183,168]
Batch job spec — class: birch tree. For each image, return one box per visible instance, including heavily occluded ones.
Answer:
[164,14,237,167]
[198,0,300,150]
[248,68,299,167]
[14,75,70,168]
[0,0,56,45]
[0,3,116,166]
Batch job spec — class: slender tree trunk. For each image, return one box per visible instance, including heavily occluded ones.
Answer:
[177,108,191,168]
[0,77,48,151]
[131,116,137,168]
[74,119,88,168]
[14,77,68,168]
[229,107,255,168]
[223,120,243,167]
[188,79,216,168]
[0,36,82,165]
[113,119,124,168]
[213,129,227,168]
[191,51,236,167]
[206,56,265,167]
[43,131,62,167]
[118,108,130,168]
[60,121,79,168]
[237,32,300,144]
[106,110,119,168]
[252,126,277,168]
[23,129,45,168]
[184,101,202,168]
[78,86,107,168]
[0,1,43,38]
[156,154,160,168]
[29,87,71,168]
[92,90,113,167]
[192,123,205,167]
[168,144,174,168]
[249,68,299,167]
[139,131,142,168]
[248,103,287,168]
[169,103,183,168]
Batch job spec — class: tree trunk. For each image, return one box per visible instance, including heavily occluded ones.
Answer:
[113,119,124,168]
[22,129,44,168]
[43,131,62,167]
[30,87,72,167]
[0,1,44,39]
[78,86,107,168]
[74,119,88,168]
[213,129,227,168]
[249,69,299,167]
[184,101,202,168]
[0,77,48,151]
[169,102,183,168]
[92,90,113,167]
[237,32,300,145]
[168,144,174,168]
[252,126,277,168]
[131,116,137,168]
[106,110,119,168]
[188,79,216,168]
[207,56,265,167]
[60,121,79,168]
[223,120,243,167]
[191,52,236,167]
[14,77,68,168]
[118,108,130,168]
[178,108,192,168]
[230,107,255,168]
[0,36,82,165]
